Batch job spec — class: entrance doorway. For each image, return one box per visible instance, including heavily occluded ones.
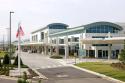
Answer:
[98,50,108,58]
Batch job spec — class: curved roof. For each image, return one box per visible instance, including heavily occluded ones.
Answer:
[47,23,69,28]
[31,23,68,34]
[84,21,123,30]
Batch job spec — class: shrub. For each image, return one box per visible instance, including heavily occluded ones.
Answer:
[0,51,7,59]
[3,54,11,65]
[0,59,2,67]
[38,80,42,83]
[118,49,125,63]
[22,72,28,81]
[50,55,63,59]
[17,72,29,83]
[17,78,23,83]
[13,55,23,66]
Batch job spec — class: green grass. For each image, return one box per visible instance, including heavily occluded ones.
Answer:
[75,62,125,82]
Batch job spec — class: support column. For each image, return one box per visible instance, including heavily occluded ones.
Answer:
[56,37,59,56]
[50,46,53,56]
[44,45,48,55]
[42,46,44,55]
[71,36,74,52]
[79,34,84,59]
[64,36,69,59]
[95,47,98,58]
[108,44,111,60]
[108,32,111,60]
[50,38,53,56]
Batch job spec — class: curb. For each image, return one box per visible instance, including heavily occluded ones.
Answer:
[0,75,18,80]
[72,65,125,83]
[32,69,48,80]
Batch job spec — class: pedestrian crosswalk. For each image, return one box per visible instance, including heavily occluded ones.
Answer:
[35,64,64,69]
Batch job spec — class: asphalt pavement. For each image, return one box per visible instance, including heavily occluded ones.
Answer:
[20,52,117,83]
[37,67,115,83]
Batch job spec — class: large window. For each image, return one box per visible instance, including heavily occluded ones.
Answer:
[41,32,44,40]
[59,39,64,44]
[86,25,119,33]
[32,35,38,42]
[49,25,66,29]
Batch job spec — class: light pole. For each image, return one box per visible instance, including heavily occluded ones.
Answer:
[10,11,14,57]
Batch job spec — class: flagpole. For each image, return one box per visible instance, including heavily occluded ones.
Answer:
[18,23,21,75]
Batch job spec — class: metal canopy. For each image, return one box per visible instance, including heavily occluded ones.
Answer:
[81,37,125,44]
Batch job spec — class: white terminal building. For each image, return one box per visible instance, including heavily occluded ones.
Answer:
[21,21,125,59]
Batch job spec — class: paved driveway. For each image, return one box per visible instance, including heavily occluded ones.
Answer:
[37,67,115,83]
[20,52,117,83]
[20,52,65,69]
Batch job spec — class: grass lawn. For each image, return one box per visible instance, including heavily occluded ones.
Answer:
[75,62,125,82]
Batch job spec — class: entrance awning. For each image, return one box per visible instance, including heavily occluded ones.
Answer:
[81,37,125,44]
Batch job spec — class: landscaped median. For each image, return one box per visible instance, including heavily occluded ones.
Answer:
[75,62,125,82]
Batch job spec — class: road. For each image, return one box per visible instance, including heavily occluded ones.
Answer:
[20,52,116,83]
[37,67,114,83]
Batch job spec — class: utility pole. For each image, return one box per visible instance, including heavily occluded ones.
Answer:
[9,11,14,57]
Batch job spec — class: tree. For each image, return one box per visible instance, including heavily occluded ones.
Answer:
[3,54,11,65]
[118,49,125,63]
[0,59,2,67]
[13,55,23,66]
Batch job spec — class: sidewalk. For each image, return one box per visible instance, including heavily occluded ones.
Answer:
[57,58,119,65]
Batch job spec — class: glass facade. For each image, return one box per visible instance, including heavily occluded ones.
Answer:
[86,25,119,33]
[49,25,67,29]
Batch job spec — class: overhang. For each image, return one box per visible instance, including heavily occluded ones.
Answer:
[81,37,125,44]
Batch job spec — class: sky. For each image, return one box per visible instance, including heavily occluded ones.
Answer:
[0,0,125,41]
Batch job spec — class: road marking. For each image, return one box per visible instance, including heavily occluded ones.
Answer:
[56,75,69,78]
[47,66,51,68]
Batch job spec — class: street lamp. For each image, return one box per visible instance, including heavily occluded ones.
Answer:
[10,11,14,57]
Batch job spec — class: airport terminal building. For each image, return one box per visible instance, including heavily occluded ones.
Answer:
[21,21,125,59]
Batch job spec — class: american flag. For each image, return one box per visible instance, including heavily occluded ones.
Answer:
[16,25,24,38]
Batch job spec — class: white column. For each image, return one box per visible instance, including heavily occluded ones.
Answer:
[44,32,48,55]
[108,44,111,60]
[71,36,74,51]
[95,47,98,58]
[44,45,47,55]
[64,36,69,59]
[108,32,111,60]
[56,37,59,56]
[42,46,44,55]
[50,38,53,56]
[79,34,83,59]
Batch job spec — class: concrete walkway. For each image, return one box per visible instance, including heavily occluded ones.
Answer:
[20,52,65,69]
[57,58,119,65]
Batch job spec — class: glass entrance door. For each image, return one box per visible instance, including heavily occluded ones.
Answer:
[98,50,102,58]
[103,50,108,58]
